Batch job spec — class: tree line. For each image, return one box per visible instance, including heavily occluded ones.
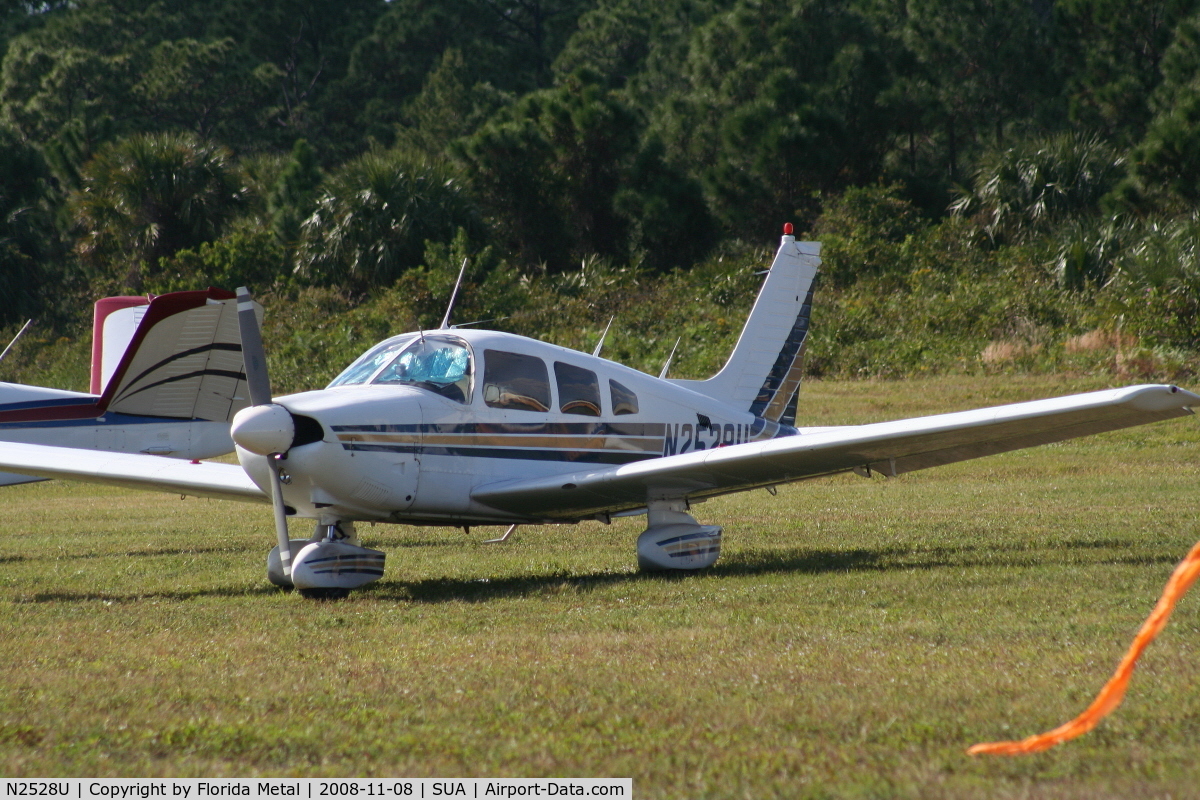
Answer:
[2,0,1200,388]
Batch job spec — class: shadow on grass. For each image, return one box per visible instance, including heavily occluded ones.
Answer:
[8,538,1184,606]
[4,545,254,563]
[388,537,473,549]
[367,537,1185,605]
[13,585,285,604]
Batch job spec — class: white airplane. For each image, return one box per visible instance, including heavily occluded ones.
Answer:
[0,229,1196,599]
[0,287,254,487]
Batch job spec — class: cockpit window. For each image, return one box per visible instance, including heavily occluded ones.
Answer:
[554,361,601,417]
[327,335,416,387]
[483,350,551,412]
[372,336,473,402]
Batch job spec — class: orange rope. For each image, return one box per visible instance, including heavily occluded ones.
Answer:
[968,538,1200,756]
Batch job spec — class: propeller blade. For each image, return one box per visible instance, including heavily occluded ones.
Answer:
[266,456,293,579]
[236,287,273,406]
[235,288,293,580]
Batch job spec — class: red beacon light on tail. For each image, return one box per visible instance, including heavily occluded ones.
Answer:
[783,222,794,235]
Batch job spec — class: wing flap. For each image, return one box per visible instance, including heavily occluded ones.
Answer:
[471,385,1198,519]
[0,441,266,502]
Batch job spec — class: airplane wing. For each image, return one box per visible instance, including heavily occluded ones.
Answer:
[0,441,266,503]
[472,384,1199,520]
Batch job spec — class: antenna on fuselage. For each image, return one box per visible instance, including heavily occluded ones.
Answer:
[0,318,34,366]
[592,316,614,358]
[659,337,681,379]
[451,317,507,329]
[439,258,469,330]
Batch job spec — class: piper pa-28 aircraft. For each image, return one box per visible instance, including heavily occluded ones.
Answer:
[0,287,253,487]
[0,229,1197,598]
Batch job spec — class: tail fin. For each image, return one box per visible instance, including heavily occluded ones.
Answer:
[91,296,153,394]
[672,234,820,420]
[97,288,258,423]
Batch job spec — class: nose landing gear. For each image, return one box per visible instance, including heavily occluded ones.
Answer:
[267,520,386,599]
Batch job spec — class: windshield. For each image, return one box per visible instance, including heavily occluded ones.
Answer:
[372,336,473,403]
[327,336,417,388]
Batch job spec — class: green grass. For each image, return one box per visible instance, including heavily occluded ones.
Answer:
[1,375,1199,798]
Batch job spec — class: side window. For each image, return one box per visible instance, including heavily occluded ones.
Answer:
[554,362,602,417]
[483,350,551,412]
[610,379,639,416]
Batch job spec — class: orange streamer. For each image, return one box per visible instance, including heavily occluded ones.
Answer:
[968,538,1200,756]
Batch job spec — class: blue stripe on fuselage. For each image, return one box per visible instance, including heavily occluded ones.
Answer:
[0,396,97,412]
[0,412,212,430]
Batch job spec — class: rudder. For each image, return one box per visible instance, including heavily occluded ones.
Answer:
[672,233,820,420]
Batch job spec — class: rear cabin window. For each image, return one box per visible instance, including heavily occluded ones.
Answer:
[609,379,639,416]
[554,362,602,417]
[483,350,552,412]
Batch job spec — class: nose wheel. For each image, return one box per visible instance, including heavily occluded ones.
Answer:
[266,521,387,599]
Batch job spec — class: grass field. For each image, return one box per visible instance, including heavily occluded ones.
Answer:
[1,375,1198,798]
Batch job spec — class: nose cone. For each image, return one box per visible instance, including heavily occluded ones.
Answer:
[231,403,295,455]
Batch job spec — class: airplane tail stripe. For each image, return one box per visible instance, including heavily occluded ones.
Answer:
[109,369,249,408]
[106,342,243,406]
[332,422,667,437]
[336,433,664,453]
[749,282,815,419]
[0,396,97,412]
[670,238,819,419]
[0,397,100,422]
[0,401,105,424]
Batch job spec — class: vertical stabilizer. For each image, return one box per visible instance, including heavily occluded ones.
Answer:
[91,296,151,394]
[671,234,820,420]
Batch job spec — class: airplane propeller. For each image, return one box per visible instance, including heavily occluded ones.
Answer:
[231,287,296,582]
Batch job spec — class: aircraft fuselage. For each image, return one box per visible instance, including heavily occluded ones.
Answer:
[238,328,795,526]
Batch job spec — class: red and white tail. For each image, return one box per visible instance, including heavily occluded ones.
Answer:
[672,231,820,421]
[94,288,258,423]
[91,296,152,394]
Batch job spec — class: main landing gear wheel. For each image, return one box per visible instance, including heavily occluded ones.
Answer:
[636,500,723,571]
